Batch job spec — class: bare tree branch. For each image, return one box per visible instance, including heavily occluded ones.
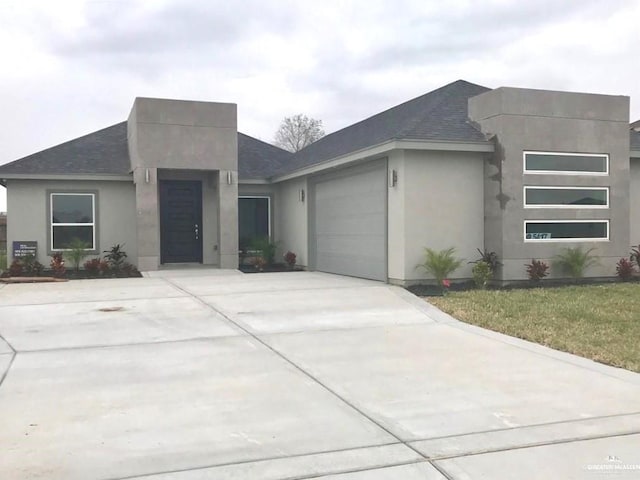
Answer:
[274,114,325,152]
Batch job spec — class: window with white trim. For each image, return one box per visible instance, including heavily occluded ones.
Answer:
[524,220,609,242]
[50,193,95,250]
[524,186,609,208]
[524,151,608,175]
[238,196,271,250]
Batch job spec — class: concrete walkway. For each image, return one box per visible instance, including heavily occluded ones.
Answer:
[0,270,638,479]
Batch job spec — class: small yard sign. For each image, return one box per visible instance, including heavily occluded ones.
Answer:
[13,241,37,258]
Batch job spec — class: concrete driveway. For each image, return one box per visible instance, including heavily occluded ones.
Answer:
[0,270,639,479]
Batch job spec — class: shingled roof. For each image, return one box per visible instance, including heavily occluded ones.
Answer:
[238,133,292,179]
[2,80,638,181]
[0,122,131,176]
[631,130,640,151]
[270,80,492,177]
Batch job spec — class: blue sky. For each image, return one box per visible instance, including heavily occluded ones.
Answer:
[1,0,639,211]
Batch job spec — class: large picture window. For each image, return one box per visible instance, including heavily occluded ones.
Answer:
[524,151,608,175]
[524,186,609,208]
[524,220,609,242]
[50,193,95,250]
[238,196,270,251]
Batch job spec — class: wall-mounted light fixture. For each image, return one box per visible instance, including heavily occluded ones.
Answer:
[388,169,398,188]
[227,171,233,185]
[298,188,305,202]
[144,168,150,183]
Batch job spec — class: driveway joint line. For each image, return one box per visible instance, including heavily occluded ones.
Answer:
[104,441,406,480]
[0,295,188,308]
[429,430,640,461]
[14,334,249,354]
[407,410,640,443]
[161,277,431,462]
[0,330,17,353]
[0,352,16,389]
[194,283,383,298]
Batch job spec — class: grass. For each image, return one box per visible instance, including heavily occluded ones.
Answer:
[428,283,640,373]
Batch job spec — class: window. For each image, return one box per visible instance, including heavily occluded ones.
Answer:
[50,193,95,250]
[524,186,609,208]
[524,151,608,175]
[524,220,609,242]
[238,196,270,250]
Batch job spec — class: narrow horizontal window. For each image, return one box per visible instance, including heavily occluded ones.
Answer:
[524,187,609,208]
[524,151,608,175]
[51,193,95,250]
[524,220,609,242]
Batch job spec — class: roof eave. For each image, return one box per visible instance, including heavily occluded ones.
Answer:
[271,139,494,183]
[0,173,133,182]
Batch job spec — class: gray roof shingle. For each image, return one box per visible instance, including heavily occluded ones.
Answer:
[269,80,492,177]
[631,130,640,151]
[0,122,131,176]
[2,81,638,180]
[238,133,292,179]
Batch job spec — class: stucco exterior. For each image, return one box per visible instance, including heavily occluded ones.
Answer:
[630,159,640,245]
[469,87,631,281]
[393,150,485,284]
[6,179,137,266]
[274,177,308,267]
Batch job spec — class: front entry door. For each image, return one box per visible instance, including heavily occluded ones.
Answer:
[160,180,203,263]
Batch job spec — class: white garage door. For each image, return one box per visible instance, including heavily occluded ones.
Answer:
[311,162,387,281]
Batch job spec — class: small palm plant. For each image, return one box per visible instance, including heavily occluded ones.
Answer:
[418,247,463,292]
[66,238,90,272]
[554,247,598,280]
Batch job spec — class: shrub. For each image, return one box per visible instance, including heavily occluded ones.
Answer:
[470,248,501,276]
[66,238,90,272]
[0,250,7,273]
[526,259,549,283]
[50,253,66,278]
[631,245,640,267]
[104,244,128,273]
[84,258,101,277]
[472,261,492,289]
[22,254,44,276]
[284,251,297,269]
[616,258,635,281]
[121,262,139,277]
[252,256,267,272]
[9,259,23,277]
[554,247,598,279]
[418,247,464,289]
[249,237,278,266]
[99,259,110,276]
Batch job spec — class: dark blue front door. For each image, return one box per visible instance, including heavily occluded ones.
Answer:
[160,180,203,263]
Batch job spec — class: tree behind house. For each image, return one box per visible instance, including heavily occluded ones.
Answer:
[274,114,325,152]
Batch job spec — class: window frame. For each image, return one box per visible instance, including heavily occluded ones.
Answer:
[523,186,609,209]
[238,195,272,239]
[50,192,96,251]
[523,219,609,243]
[523,151,609,176]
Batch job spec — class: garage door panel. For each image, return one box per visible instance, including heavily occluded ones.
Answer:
[316,214,386,236]
[312,163,387,282]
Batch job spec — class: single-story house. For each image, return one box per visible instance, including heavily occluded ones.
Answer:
[1,80,639,283]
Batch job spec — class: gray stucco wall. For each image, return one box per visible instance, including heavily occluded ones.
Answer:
[630,159,640,245]
[397,150,485,283]
[273,178,308,267]
[128,98,239,270]
[469,87,630,280]
[6,179,137,267]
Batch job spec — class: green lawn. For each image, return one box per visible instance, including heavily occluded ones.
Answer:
[428,283,640,373]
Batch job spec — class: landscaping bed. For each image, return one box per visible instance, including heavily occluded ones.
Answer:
[427,283,640,373]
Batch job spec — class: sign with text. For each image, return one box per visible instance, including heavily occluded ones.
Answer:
[13,241,37,258]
